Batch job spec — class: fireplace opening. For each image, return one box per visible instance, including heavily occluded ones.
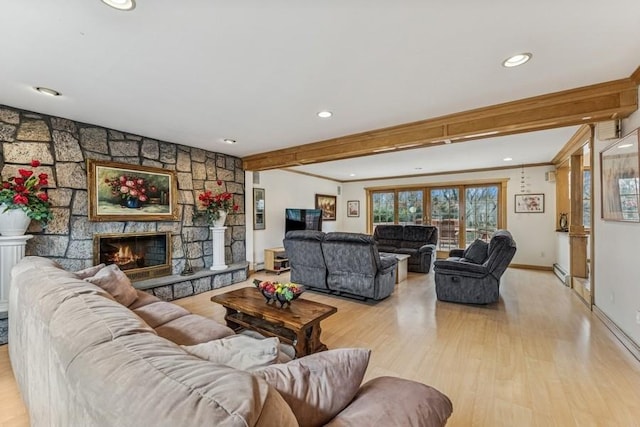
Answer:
[93,232,172,281]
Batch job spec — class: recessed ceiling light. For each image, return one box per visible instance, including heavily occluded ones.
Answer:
[34,87,61,97]
[317,111,333,118]
[101,0,136,10]
[414,167,423,170]
[618,143,633,149]
[222,138,237,144]
[349,173,356,177]
[502,53,532,68]
[503,157,513,161]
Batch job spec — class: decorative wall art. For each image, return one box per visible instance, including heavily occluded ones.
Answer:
[315,194,337,221]
[347,200,360,217]
[600,128,640,222]
[514,193,544,213]
[87,160,179,221]
[253,188,266,230]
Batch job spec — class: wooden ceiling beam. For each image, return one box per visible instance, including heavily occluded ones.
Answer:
[243,75,639,171]
[551,125,592,166]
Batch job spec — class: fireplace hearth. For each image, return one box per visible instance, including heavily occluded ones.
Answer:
[93,232,172,281]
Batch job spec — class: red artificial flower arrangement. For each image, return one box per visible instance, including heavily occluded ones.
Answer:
[196,180,239,224]
[0,159,53,226]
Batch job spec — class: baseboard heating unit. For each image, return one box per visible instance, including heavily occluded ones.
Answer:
[553,263,570,286]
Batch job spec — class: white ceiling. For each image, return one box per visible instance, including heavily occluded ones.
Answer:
[288,126,581,181]
[2,1,639,179]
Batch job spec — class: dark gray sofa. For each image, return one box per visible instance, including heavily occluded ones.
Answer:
[283,231,397,301]
[373,225,438,273]
[433,230,517,304]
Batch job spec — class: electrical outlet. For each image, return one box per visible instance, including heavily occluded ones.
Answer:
[540,251,545,258]
[610,291,615,303]
[636,311,640,325]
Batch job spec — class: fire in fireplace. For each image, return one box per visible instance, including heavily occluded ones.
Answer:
[93,232,172,281]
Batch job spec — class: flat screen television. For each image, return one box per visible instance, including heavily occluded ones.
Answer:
[285,208,323,234]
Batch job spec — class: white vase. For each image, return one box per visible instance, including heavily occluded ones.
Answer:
[0,205,32,236]
[213,211,227,228]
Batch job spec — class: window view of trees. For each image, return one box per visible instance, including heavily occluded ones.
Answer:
[398,190,423,224]
[465,186,498,243]
[583,170,591,227]
[430,189,459,250]
[372,192,395,225]
[370,183,503,249]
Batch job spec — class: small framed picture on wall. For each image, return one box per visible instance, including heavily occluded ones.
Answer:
[514,193,545,213]
[347,200,360,217]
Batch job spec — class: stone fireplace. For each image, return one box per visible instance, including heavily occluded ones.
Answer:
[93,232,172,281]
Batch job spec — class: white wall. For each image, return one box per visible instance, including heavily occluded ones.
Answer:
[594,86,640,346]
[245,170,341,267]
[341,165,557,267]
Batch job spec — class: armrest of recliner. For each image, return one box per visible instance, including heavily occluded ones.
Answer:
[448,248,464,258]
[418,244,436,254]
[379,256,398,271]
[433,259,488,278]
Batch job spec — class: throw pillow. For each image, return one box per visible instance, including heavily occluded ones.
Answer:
[85,264,138,307]
[463,239,489,264]
[74,263,106,279]
[181,334,282,371]
[252,348,371,427]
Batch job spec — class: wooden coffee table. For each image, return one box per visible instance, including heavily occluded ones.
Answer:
[211,287,337,357]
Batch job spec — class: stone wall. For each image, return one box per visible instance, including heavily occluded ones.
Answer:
[0,105,246,274]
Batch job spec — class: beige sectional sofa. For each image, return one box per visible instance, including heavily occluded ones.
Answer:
[9,256,452,426]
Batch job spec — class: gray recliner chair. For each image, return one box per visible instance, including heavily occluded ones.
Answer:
[283,230,329,291]
[321,232,397,300]
[433,230,517,304]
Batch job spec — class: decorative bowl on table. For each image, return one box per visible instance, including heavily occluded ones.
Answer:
[253,279,304,308]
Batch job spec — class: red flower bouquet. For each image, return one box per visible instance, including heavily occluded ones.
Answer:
[0,160,53,226]
[196,180,239,224]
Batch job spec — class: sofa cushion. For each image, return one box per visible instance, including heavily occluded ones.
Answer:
[182,334,283,370]
[133,301,191,328]
[155,314,235,346]
[74,263,107,279]
[128,290,161,310]
[326,376,453,427]
[85,264,138,307]
[463,239,489,264]
[252,348,371,427]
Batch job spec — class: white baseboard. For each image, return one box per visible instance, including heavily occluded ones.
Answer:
[593,305,640,363]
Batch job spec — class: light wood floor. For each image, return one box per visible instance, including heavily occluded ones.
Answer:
[2,268,640,426]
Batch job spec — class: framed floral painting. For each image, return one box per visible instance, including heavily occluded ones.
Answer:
[87,160,179,221]
[514,193,544,213]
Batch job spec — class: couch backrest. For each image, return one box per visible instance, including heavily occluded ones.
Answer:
[283,230,328,289]
[401,225,438,248]
[322,232,382,275]
[484,230,517,278]
[373,225,404,247]
[9,256,297,427]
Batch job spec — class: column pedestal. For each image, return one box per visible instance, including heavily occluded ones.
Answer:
[209,227,227,271]
[0,235,32,313]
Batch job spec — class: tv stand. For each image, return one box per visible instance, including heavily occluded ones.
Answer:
[264,247,290,275]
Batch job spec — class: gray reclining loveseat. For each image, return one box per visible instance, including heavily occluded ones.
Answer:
[433,230,517,304]
[373,225,438,273]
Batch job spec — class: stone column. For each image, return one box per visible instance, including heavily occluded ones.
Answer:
[0,235,33,313]
[209,227,227,271]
